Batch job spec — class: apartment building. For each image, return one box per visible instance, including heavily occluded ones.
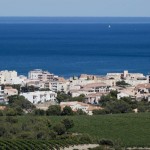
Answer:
[0,70,27,85]
[21,91,57,104]
[28,69,54,81]
[0,70,17,84]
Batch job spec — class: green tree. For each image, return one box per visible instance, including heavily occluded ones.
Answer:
[110,90,118,98]
[46,105,61,116]
[71,94,85,102]
[56,92,71,103]
[53,123,66,135]
[76,109,87,115]
[5,108,17,116]
[21,85,39,93]
[8,95,35,110]
[116,81,130,87]
[14,106,24,115]
[11,84,21,94]
[34,109,45,116]
[106,100,132,114]
[99,94,117,107]
[61,118,74,130]
[61,106,73,116]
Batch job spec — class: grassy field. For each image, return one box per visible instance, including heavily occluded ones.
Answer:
[1,113,150,147]
[49,113,150,147]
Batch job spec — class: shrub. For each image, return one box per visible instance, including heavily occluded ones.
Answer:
[34,109,45,115]
[5,116,18,123]
[0,127,6,137]
[53,123,66,135]
[46,105,61,116]
[106,100,132,114]
[48,130,57,139]
[79,134,92,143]
[36,131,46,139]
[15,106,24,115]
[92,109,109,115]
[8,95,35,110]
[5,108,17,116]
[45,119,52,128]
[0,110,3,116]
[98,139,114,146]
[76,109,87,115]
[61,106,73,116]
[10,127,20,135]
[61,118,74,130]
[18,132,34,139]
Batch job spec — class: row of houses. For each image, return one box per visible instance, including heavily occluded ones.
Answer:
[0,69,150,114]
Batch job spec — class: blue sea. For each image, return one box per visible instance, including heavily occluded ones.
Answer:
[0,17,150,78]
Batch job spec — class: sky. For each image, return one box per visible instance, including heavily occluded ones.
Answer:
[0,0,150,17]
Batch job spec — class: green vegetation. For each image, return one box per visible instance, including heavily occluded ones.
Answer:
[0,116,74,140]
[21,85,39,93]
[57,91,85,103]
[1,88,150,148]
[49,113,150,147]
[0,113,150,147]
[0,95,35,116]
[116,80,130,87]
[61,106,74,116]
[46,105,61,116]
[0,139,93,150]
[95,90,150,115]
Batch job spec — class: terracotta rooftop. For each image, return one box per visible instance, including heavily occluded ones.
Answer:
[135,84,150,90]
[83,82,108,89]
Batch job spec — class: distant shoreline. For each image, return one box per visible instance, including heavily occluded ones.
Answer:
[0,17,150,24]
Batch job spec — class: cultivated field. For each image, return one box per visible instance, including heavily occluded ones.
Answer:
[49,113,150,147]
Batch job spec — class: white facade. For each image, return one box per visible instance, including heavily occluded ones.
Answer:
[28,69,54,81]
[117,92,130,100]
[20,91,57,104]
[125,79,148,86]
[49,81,69,92]
[0,70,17,84]
[0,70,27,85]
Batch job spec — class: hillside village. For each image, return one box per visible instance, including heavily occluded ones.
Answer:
[0,69,150,115]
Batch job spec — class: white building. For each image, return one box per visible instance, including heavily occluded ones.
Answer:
[0,70,17,84]
[28,69,54,81]
[60,101,102,115]
[117,92,132,100]
[81,83,110,93]
[50,79,69,93]
[11,75,27,85]
[0,70,27,85]
[125,78,148,86]
[20,91,57,104]
[85,93,106,104]
[4,86,18,96]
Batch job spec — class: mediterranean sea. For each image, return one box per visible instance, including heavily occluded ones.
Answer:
[0,17,150,77]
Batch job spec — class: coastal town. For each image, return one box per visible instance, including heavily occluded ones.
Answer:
[0,69,150,115]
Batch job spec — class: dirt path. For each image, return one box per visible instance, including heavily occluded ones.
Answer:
[60,144,99,150]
